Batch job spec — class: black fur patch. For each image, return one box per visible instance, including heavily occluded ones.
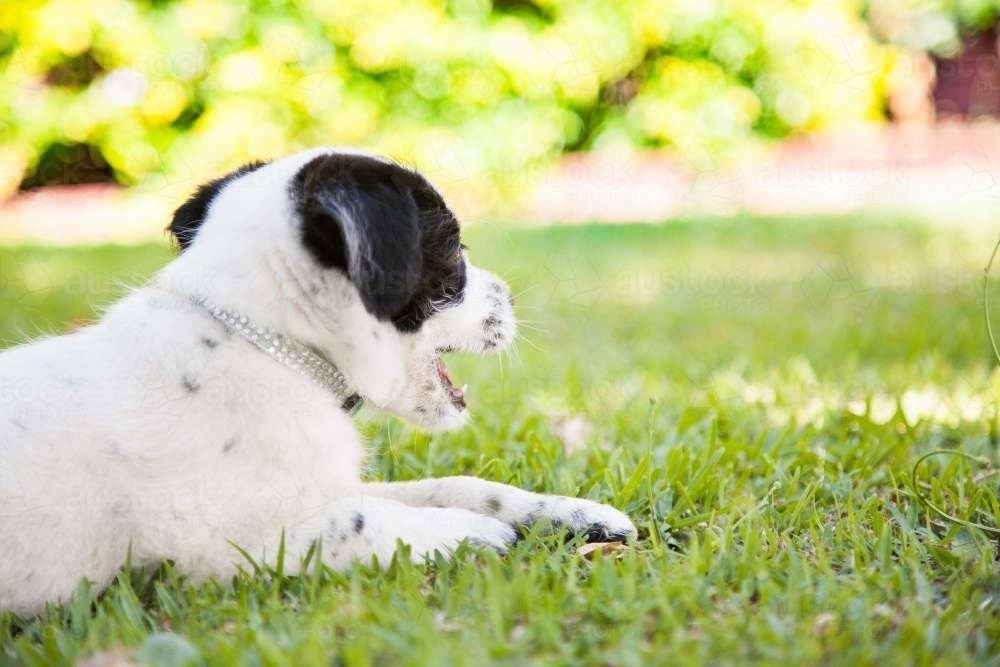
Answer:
[168,161,269,250]
[181,375,200,393]
[484,496,503,515]
[351,512,365,534]
[291,153,466,332]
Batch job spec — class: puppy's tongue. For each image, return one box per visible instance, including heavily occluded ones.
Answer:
[437,357,466,408]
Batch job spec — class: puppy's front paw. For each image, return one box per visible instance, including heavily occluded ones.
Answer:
[407,507,517,558]
[538,497,637,542]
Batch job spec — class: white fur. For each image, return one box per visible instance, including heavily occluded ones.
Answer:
[0,149,635,616]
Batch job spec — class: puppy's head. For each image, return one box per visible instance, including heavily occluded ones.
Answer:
[165,149,515,429]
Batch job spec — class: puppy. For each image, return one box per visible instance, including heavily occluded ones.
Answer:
[0,148,635,615]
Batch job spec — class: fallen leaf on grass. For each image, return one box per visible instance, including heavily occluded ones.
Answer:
[577,542,627,559]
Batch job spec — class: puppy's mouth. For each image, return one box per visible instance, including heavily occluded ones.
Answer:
[436,357,466,410]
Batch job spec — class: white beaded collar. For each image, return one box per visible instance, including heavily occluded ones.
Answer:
[189,294,363,416]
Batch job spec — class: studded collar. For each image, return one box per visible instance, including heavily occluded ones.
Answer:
[189,294,363,416]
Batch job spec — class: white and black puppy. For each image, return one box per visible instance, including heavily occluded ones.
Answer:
[0,148,635,616]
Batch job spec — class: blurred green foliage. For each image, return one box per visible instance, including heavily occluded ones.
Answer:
[0,0,901,199]
[867,0,1000,56]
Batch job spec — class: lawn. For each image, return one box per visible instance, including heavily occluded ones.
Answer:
[1,214,999,666]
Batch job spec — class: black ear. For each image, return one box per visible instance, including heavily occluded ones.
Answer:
[168,161,269,251]
[293,154,423,321]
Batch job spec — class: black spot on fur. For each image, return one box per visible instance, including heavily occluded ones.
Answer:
[351,512,365,534]
[11,418,28,432]
[490,282,514,306]
[202,336,219,349]
[223,436,238,453]
[484,496,503,515]
[168,161,269,250]
[181,375,200,393]
[484,315,499,330]
[291,153,466,332]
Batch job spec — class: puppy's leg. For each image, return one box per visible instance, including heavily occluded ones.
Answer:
[284,493,517,570]
[365,477,636,542]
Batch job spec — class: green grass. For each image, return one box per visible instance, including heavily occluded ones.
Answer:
[2,214,1000,666]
